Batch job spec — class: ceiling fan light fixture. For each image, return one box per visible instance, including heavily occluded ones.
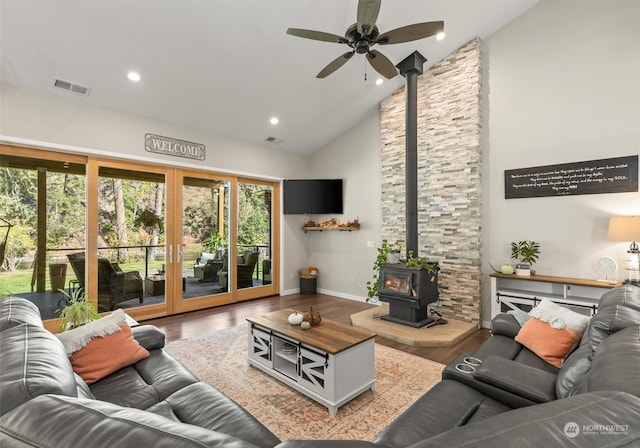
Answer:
[375,78,384,86]
[287,0,444,79]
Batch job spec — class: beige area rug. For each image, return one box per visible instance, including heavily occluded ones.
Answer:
[165,322,444,442]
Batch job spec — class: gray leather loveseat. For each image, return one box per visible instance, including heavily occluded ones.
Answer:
[0,297,280,448]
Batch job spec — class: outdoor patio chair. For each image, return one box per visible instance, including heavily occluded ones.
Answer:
[67,252,144,312]
[217,250,259,290]
[193,252,223,282]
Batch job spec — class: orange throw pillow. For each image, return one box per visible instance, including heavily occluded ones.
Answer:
[70,323,150,384]
[514,317,580,368]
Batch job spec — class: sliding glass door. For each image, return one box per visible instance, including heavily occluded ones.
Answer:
[176,174,280,310]
[93,163,168,315]
[236,178,279,301]
[0,145,280,328]
[0,146,87,323]
[175,172,234,312]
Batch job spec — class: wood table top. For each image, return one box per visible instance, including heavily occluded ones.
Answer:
[490,272,622,289]
[246,309,376,355]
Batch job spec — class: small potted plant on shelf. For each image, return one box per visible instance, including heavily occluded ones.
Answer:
[511,240,540,277]
[56,288,101,332]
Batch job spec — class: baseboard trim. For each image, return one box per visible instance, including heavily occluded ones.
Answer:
[317,289,370,303]
[280,288,300,296]
[280,288,374,304]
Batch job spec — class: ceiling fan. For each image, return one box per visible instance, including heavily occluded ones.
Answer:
[286,0,444,79]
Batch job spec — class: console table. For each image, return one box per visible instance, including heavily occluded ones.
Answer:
[246,309,376,416]
[490,272,622,318]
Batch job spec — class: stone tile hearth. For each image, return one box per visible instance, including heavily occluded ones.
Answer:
[351,304,477,347]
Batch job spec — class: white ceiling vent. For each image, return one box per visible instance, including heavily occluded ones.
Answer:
[53,78,91,96]
[265,136,284,144]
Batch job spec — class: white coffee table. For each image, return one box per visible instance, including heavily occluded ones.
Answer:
[247,309,376,416]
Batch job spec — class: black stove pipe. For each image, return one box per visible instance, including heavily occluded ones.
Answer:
[396,51,427,259]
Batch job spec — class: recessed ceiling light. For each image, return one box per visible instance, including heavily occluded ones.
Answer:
[436,32,445,41]
[270,117,279,125]
[127,71,141,82]
[375,78,384,86]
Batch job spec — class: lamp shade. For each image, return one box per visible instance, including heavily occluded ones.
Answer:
[608,216,640,242]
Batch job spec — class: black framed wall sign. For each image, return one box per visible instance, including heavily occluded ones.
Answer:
[504,155,638,199]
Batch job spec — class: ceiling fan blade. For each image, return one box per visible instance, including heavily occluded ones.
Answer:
[377,21,444,45]
[357,0,381,36]
[287,28,348,44]
[366,50,397,79]
[317,52,355,78]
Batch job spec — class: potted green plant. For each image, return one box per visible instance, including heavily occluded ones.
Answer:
[56,288,101,332]
[134,208,164,234]
[202,233,225,253]
[511,240,540,276]
[366,240,399,302]
[405,250,438,272]
[366,242,438,302]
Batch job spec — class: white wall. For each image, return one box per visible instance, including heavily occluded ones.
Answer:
[0,88,311,180]
[0,86,312,292]
[303,110,382,300]
[482,0,640,323]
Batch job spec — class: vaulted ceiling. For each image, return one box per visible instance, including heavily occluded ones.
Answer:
[1,0,538,155]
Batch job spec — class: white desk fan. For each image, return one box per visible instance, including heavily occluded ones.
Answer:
[595,256,618,283]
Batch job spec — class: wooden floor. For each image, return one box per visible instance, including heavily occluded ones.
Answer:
[144,293,490,365]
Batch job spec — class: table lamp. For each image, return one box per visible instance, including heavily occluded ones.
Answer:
[608,216,640,285]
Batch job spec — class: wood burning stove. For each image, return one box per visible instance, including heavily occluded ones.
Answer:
[377,52,442,328]
[379,262,439,328]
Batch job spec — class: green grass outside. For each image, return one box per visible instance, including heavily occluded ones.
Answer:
[0,253,266,296]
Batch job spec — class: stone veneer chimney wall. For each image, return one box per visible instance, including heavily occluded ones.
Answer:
[380,38,482,324]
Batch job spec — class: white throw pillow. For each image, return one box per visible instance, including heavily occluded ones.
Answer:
[56,309,126,355]
[529,299,590,333]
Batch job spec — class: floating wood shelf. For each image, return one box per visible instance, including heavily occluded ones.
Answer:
[303,226,360,233]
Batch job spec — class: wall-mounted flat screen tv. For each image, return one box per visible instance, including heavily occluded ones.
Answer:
[283,179,343,215]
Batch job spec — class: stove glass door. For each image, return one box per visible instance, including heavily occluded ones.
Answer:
[381,271,413,296]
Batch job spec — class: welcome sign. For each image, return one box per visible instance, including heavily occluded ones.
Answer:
[145,134,205,160]
[505,155,638,199]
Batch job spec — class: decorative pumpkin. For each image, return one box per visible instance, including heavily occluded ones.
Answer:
[288,312,303,325]
[500,264,514,275]
[303,307,321,326]
[300,321,311,330]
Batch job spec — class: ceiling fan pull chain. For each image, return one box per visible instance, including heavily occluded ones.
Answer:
[364,57,368,81]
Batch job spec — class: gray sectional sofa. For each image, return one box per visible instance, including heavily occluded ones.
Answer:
[1,285,639,447]
[370,283,640,448]
[0,297,280,448]
[279,284,640,448]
